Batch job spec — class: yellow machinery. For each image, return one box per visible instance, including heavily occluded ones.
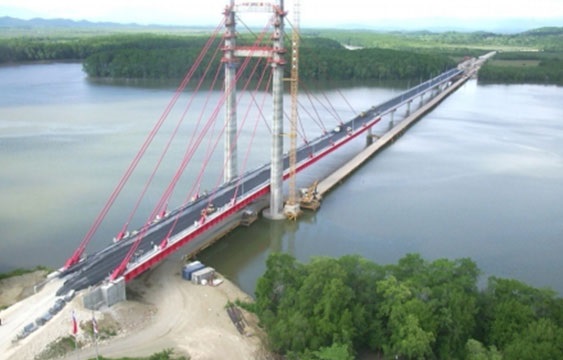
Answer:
[300,180,321,211]
[284,0,301,220]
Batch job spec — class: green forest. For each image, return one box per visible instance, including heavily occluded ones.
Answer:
[314,26,563,52]
[0,34,455,82]
[247,253,563,360]
[1,24,562,85]
[478,51,563,85]
[315,27,563,85]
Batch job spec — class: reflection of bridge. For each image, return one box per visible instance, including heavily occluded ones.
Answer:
[55,1,470,302]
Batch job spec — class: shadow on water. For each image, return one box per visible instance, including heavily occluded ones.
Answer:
[197,210,319,297]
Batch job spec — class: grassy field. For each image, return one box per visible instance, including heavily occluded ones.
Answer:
[489,59,542,67]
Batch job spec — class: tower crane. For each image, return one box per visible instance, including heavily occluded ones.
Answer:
[284,0,301,220]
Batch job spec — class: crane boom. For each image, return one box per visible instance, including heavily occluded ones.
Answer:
[284,0,301,220]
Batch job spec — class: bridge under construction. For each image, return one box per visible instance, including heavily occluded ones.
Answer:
[49,1,489,306]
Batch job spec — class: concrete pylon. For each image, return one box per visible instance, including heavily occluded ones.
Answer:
[223,0,237,183]
[222,1,286,219]
[264,1,286,220]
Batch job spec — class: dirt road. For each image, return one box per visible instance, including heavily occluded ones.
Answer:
[2,259,269,360]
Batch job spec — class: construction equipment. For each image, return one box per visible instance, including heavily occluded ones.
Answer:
[299,180,321,211]
[240,209,258,226]
[283,0,301,221]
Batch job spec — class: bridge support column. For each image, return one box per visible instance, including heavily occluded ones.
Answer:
[406,100,412,116]
[223,1,237,183]
[419,92,424,106]
[264,2,286,220]
[389,110,395,130]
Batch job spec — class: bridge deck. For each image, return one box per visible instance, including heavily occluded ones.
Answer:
[56,67,464,296]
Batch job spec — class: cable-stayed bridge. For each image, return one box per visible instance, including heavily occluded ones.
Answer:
[53,1,477,303]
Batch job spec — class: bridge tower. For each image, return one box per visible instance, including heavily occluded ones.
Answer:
[223,1,287,219]
[269,0,286,220]
[223,0,238,183]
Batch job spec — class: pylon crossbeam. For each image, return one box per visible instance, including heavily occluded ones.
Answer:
[234,48,274,58]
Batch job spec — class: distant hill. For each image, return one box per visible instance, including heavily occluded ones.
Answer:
[522,27,563,36]
[0,16,209,31]
[0,16,134,28]
[1,16,562,35]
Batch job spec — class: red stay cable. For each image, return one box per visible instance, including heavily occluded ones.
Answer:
[232,62,273,200]
[112,61,226,279]
[159,27,273,247]
[114,31,227,241]
[64,20,224,270]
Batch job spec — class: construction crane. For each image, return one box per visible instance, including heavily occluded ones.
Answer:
[284,0,301,220]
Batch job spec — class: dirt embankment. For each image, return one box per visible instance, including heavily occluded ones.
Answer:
[0,270,48,309]
[1,260,273,360]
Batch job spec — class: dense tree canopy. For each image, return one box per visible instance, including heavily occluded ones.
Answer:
[80,35,455,82]
[3,28,562,85]
[0,33,456,82]
[315,26,563,52]
[250,253,563,359]
[478,57,563,85]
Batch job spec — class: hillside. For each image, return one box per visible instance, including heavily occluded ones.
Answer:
[1,17,561,85]
[314,26,563,52]
[0,16,209,37]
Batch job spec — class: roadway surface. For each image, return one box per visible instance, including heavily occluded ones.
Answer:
[56,67,463,296]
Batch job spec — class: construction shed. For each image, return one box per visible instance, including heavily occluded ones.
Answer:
[191,267,215,285]
[182,261,205,281]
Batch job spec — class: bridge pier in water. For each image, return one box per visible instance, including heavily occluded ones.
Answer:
[223,0,237,183]
[263,1,287,220]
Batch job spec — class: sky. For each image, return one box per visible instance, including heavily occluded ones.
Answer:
[1,0,562,31]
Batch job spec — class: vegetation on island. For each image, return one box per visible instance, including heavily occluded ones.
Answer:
[315,27,563,85]
[0,33,455,82]
[313,26,563,53]
[479,51,563,85]
[245,253,563,359]
[1,17,562,85]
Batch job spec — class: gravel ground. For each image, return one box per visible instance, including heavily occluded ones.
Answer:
[0,259,270,360]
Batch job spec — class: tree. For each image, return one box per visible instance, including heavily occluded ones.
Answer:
[376,275,434,359]
[465,339,502,360]
[478,277,562,349]
[254,252,304,316]
[252,253,562,359]
[297,343,355,360]
[503,318,563,360]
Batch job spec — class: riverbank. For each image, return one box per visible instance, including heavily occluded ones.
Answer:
[1,259,271,360]
[0,269,49,310]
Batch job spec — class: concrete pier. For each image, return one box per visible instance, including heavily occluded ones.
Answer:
[316,74,470,197]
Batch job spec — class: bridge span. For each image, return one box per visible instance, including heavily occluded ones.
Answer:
[56,67,465,298]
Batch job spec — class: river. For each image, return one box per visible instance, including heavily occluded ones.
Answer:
[0,63,562,296]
